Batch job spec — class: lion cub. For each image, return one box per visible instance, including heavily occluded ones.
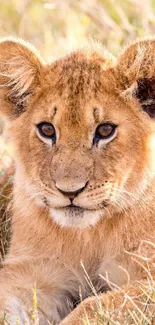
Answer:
[0,37,155,324]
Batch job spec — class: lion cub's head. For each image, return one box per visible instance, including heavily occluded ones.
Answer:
[0,37,155,228]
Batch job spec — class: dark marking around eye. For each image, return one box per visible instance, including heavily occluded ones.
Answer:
[93,108,100,123]
[53,106,57,116]
[50,106,57,119]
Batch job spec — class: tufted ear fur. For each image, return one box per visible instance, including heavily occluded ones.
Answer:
[0,37,45,119]
[117,38,155,118]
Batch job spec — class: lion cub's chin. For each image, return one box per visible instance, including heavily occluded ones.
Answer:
[50,207,103,228]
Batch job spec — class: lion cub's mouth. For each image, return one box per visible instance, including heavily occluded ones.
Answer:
[44,197,108,212]
[67,202,109,211]
[66,203,86,212]
[49,202,109,228]
[60,204,105,213]
[43,197,108,228]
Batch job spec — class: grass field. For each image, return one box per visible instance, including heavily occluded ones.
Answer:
[0,1,155,324]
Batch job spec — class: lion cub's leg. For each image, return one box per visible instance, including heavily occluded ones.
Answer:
[0,261,75,325]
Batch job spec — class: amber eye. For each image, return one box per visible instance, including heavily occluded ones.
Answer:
[37,122,56,141]
[94,123,116,144]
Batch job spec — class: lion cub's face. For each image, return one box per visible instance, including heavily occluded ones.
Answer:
[1,39,155,228]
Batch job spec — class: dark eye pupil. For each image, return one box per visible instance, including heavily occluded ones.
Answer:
[37,122,55,140]
[42,124,54,136]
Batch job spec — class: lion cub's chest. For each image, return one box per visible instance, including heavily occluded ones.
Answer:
[57,254,128,301]
[51,256,129,320]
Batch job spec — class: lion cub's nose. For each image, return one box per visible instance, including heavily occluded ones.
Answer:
[56,183,87,202]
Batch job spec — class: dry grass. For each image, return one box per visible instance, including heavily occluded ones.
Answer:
[0,169,12,262]
[0,0,155,59]
[0,134,13,262]
[82,286,155,325]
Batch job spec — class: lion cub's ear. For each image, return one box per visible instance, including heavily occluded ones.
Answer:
[117,38,155,118]
[0,37,45,119]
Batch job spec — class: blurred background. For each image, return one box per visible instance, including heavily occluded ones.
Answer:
[1,0,155,169]
[1,0,155,60]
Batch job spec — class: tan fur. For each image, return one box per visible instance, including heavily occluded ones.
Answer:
[0,37,155,324]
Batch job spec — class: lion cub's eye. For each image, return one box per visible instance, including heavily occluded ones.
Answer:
[93,123,116,145]
[37,122,56,141]
[96,124,115,138]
